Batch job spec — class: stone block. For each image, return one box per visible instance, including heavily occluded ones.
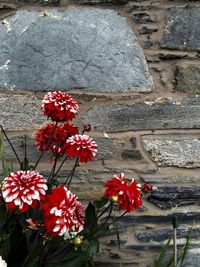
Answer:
[137,228,200,242]
[133,12,155,23]
[143,139,200,168]
[84,98,200,132]
[94,137,115,160]
[148,186,200,209]
[2,135,115,163]
[121,149,143,161]
[161,6,200,51]
[175,64,200,93]
[0,93,45,130]
[0,8,153,92]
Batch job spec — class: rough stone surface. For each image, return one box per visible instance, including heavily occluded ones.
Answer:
[181,249,200,267]
[143,139,200,168]
[0,93,45,130]
[133,12,155,23]
[137,228,200,242]
[2,136,50,163]
[80,0,127,4]
[148,186,200,209]
[3,136,115,163]
[121,149,143,161]
[116,213,200,226]
[143,175,200,184]
[161,6,200,51]
[92,137,115,160]
[0,8,153,92]
[84,98,200,132]
[139,26,157,35]
[130,137,137,148]
[175,64,200,94]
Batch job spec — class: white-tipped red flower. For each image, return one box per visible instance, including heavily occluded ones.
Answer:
[42,91,78,122]
[104,173,142,212]
[65,134,97,163]
[42,186,84,237]
[2,171,47,212]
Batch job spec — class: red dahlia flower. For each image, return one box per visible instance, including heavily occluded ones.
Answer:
[65,134,97,163]
[42,186,84,237]
[34,122,78,156]
[104,173,142,212]
[42,91,78,122]
[2,171,47,212]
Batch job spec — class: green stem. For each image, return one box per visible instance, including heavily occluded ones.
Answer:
[48,158,58,181]
[23,135,28,171]
[0,125,22,168]
[97,203,112,219]
[65,157,79,188]
[22,230,41,267]
[52,155,68,179]
[93,204,113,237]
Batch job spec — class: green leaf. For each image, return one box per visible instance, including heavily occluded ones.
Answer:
[165,254,174,267]
[84,202,97,233]
[155,239,171,267]
[95,222,109,238]
[178,226,193,267]
[0,233,11,260]
[46,250,90,267]
[82,237,99,258]
[93,197,108,209]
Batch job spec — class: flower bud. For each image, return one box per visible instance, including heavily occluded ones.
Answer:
[141,183,153,193]
[111,196,118,203]
[73,236,83,247]
[83,124,92,132]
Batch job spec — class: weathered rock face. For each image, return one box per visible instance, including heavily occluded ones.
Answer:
[148,186,200,209]
[137,228,200,242]
[84,98,200,132]
[143,139,200,168]
[175,64,200,94]
[0,93,45,130]
[0,8,153,92]
[161,6,200,51]
[1,1,200,267]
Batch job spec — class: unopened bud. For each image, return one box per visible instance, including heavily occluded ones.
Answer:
[73,236,83,247]
[111,196,118,203]
[83,124,92,132]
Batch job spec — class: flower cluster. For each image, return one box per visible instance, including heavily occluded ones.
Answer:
[34,122,79,157]
[0,91,153,266]
[36,91,97,162]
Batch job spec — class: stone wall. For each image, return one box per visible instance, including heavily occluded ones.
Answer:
[1,0,200,266]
